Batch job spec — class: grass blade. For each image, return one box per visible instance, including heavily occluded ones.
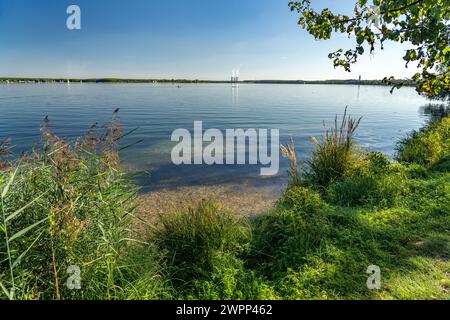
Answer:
[1,166,19,199]
[9,217,48,242]
[5,193,45,223]
[0,281,10,299]
[12,230,45,269]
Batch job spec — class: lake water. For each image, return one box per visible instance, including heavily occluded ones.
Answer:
[0,83,432,190]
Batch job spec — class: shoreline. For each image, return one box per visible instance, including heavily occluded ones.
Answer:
[137,179,285,224]
[0,77,414,87]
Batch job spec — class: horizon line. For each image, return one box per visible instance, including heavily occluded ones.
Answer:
[0,76,411,83]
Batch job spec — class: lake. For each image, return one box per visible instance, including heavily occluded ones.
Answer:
[0,83,431,191]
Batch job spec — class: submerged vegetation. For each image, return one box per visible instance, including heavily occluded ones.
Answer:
[1,109,449,300]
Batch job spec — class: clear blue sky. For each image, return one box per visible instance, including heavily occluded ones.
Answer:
[0,0,418,80]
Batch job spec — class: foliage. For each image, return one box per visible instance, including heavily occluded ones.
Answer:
[248,187,331,278]
[289,0,450,97]
[154,200,251,287]
[0,113,165,300]
[396,116,450,165]
[327,152,407,207]
[248,157,450,299]
[306,107,362,188]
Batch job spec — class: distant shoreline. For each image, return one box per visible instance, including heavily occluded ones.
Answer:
[0,77,414,87]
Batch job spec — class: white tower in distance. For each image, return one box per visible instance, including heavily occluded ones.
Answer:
[231,68,239,86]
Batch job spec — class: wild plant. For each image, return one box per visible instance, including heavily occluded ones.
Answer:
[0,110,139,300]
[307,107,362,188]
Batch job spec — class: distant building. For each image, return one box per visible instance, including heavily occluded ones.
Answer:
[231,68,239,86]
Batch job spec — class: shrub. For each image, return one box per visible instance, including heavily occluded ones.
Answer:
[365,152,390,174]
[154,199,251,286]
[0,112,151,300]
[187,252,278,300]
[280,186,323,214]
[327,171,406,207]
[429,155,450,172]
[307,107,363,188]
[249,187,331,276]
[404,163,430,179]
[327,153,407,207]
[396,117,450,166]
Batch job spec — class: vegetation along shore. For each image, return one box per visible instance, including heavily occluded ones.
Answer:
[1,106,449,300]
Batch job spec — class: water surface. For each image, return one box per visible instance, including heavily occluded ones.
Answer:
[0,83,431,190]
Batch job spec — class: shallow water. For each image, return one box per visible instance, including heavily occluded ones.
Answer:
[0,83,431,190]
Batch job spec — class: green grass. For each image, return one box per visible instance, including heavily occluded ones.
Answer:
[326,152,408,207]
[396,117,450,166]
[154,200,251,286]
[1,114,449,300]
[0,115,166,300]
[306,107,363,189]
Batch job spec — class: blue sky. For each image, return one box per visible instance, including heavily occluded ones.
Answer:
[0,0,418,80]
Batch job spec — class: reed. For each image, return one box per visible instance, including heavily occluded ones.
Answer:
[0,111,148,300]
[0,138,12,170]
[280,137,301,187]
[307,106,362,188]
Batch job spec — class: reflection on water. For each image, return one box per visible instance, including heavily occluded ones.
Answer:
[231,85,239,105]
[420,103,450,122]
[0,83,436,189]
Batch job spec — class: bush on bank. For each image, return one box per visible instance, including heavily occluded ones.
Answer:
[1,114,449,300]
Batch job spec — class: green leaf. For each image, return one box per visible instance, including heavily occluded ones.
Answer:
[9,217,48,242]
[12,230,45,269]
[5,193,45,223]
[0,281,10,299]
[1,166,19,199]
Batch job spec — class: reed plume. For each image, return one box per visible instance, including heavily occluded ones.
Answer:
[281,137,301,187]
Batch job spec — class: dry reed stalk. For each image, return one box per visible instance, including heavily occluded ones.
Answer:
[281,137,301,186]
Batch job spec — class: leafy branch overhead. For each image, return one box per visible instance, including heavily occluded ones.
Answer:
[289,0,450,97]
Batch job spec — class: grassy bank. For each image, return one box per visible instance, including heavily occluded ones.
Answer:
[1,112,449,300]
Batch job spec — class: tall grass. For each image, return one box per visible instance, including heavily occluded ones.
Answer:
[154,200,250,285]
[396,116,450,166]
[281,138,302,187]
[307,107,362,188]
[0,112,165,300]
[326,152,407,207]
